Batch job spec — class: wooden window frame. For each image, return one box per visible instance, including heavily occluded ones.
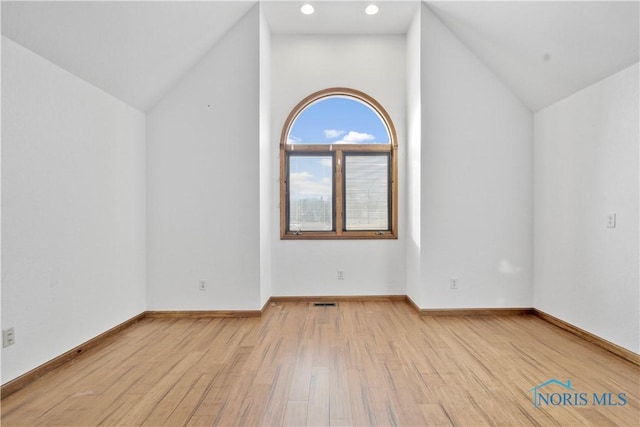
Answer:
[280,88,398,240]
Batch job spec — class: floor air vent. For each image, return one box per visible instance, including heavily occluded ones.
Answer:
[313,302,337,307]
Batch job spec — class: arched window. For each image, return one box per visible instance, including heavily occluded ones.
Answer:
[280,88,397,239]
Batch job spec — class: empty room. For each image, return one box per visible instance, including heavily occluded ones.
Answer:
[1,1,638,426]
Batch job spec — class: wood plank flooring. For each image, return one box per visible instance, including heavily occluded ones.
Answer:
[2,301,639,426]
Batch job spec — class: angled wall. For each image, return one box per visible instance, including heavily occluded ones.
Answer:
[146,6,262,310]
[259,7,273,307]
[534,63,639,353]
[1,36,146,383]
[416,5,534,308]
[405,7,422,306]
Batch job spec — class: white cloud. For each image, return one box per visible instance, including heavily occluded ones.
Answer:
[290,172,331,199]
[290,171,312,181]
[287,135,302,144]
[324,129,345,139]
[320,158,333,168]
[335,131,375,144]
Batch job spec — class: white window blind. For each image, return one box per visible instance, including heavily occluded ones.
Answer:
[344,155,389,231]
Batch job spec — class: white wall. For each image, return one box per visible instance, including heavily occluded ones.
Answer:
[1,36,146,383]
[146,7,262,310]
[405,9,422,306]
[418,5,533,308]
[259,8,273,307]
[270,35,407,296]
[534,63,639,354]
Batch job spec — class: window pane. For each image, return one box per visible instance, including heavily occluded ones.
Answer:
[289,156,333,231]
[344,155,389,231]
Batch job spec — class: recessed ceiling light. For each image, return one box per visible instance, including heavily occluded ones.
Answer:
[301,4,314,15]
[365,4,379,15]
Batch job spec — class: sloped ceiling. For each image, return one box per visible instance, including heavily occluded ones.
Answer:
[2,1,638,113]
[1,1,256,111]
[426,1,639,112]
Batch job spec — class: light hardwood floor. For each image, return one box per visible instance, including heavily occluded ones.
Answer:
[1,301,639,426]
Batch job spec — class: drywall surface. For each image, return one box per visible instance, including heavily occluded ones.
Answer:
[270,34,406,296]
[419,5,533,308]
[1,36,146,383]
[405,8,422,306]
[146,7,261,310]
[534,63,639,353]
[259,8,273,307]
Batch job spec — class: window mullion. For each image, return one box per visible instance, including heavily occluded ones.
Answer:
[335,149,344,235]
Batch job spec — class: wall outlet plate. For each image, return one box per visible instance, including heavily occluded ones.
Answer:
[3,328,15,348]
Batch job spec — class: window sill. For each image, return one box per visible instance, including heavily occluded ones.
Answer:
[281,231,397,240]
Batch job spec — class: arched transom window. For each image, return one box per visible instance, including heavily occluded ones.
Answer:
[280,88,397,239]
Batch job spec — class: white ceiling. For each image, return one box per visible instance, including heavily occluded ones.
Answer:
[426,1,639,111]
[2,1,638,113]
[262,1,419,34]
[1,1,256,111]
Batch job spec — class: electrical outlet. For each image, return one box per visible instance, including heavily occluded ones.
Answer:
[606,213,616,228]
[337,270,345,280]
[450,278,458,290]
[3,328,15,348]
[199,280,207,291]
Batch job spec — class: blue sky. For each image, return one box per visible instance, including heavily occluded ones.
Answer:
[288,96,389,144]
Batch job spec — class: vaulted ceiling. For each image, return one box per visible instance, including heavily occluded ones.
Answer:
[1,1,255,111]
[426,1,639,112]
[2,1,638,113]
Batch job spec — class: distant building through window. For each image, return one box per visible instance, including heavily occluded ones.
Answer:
[280,88,397,239]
